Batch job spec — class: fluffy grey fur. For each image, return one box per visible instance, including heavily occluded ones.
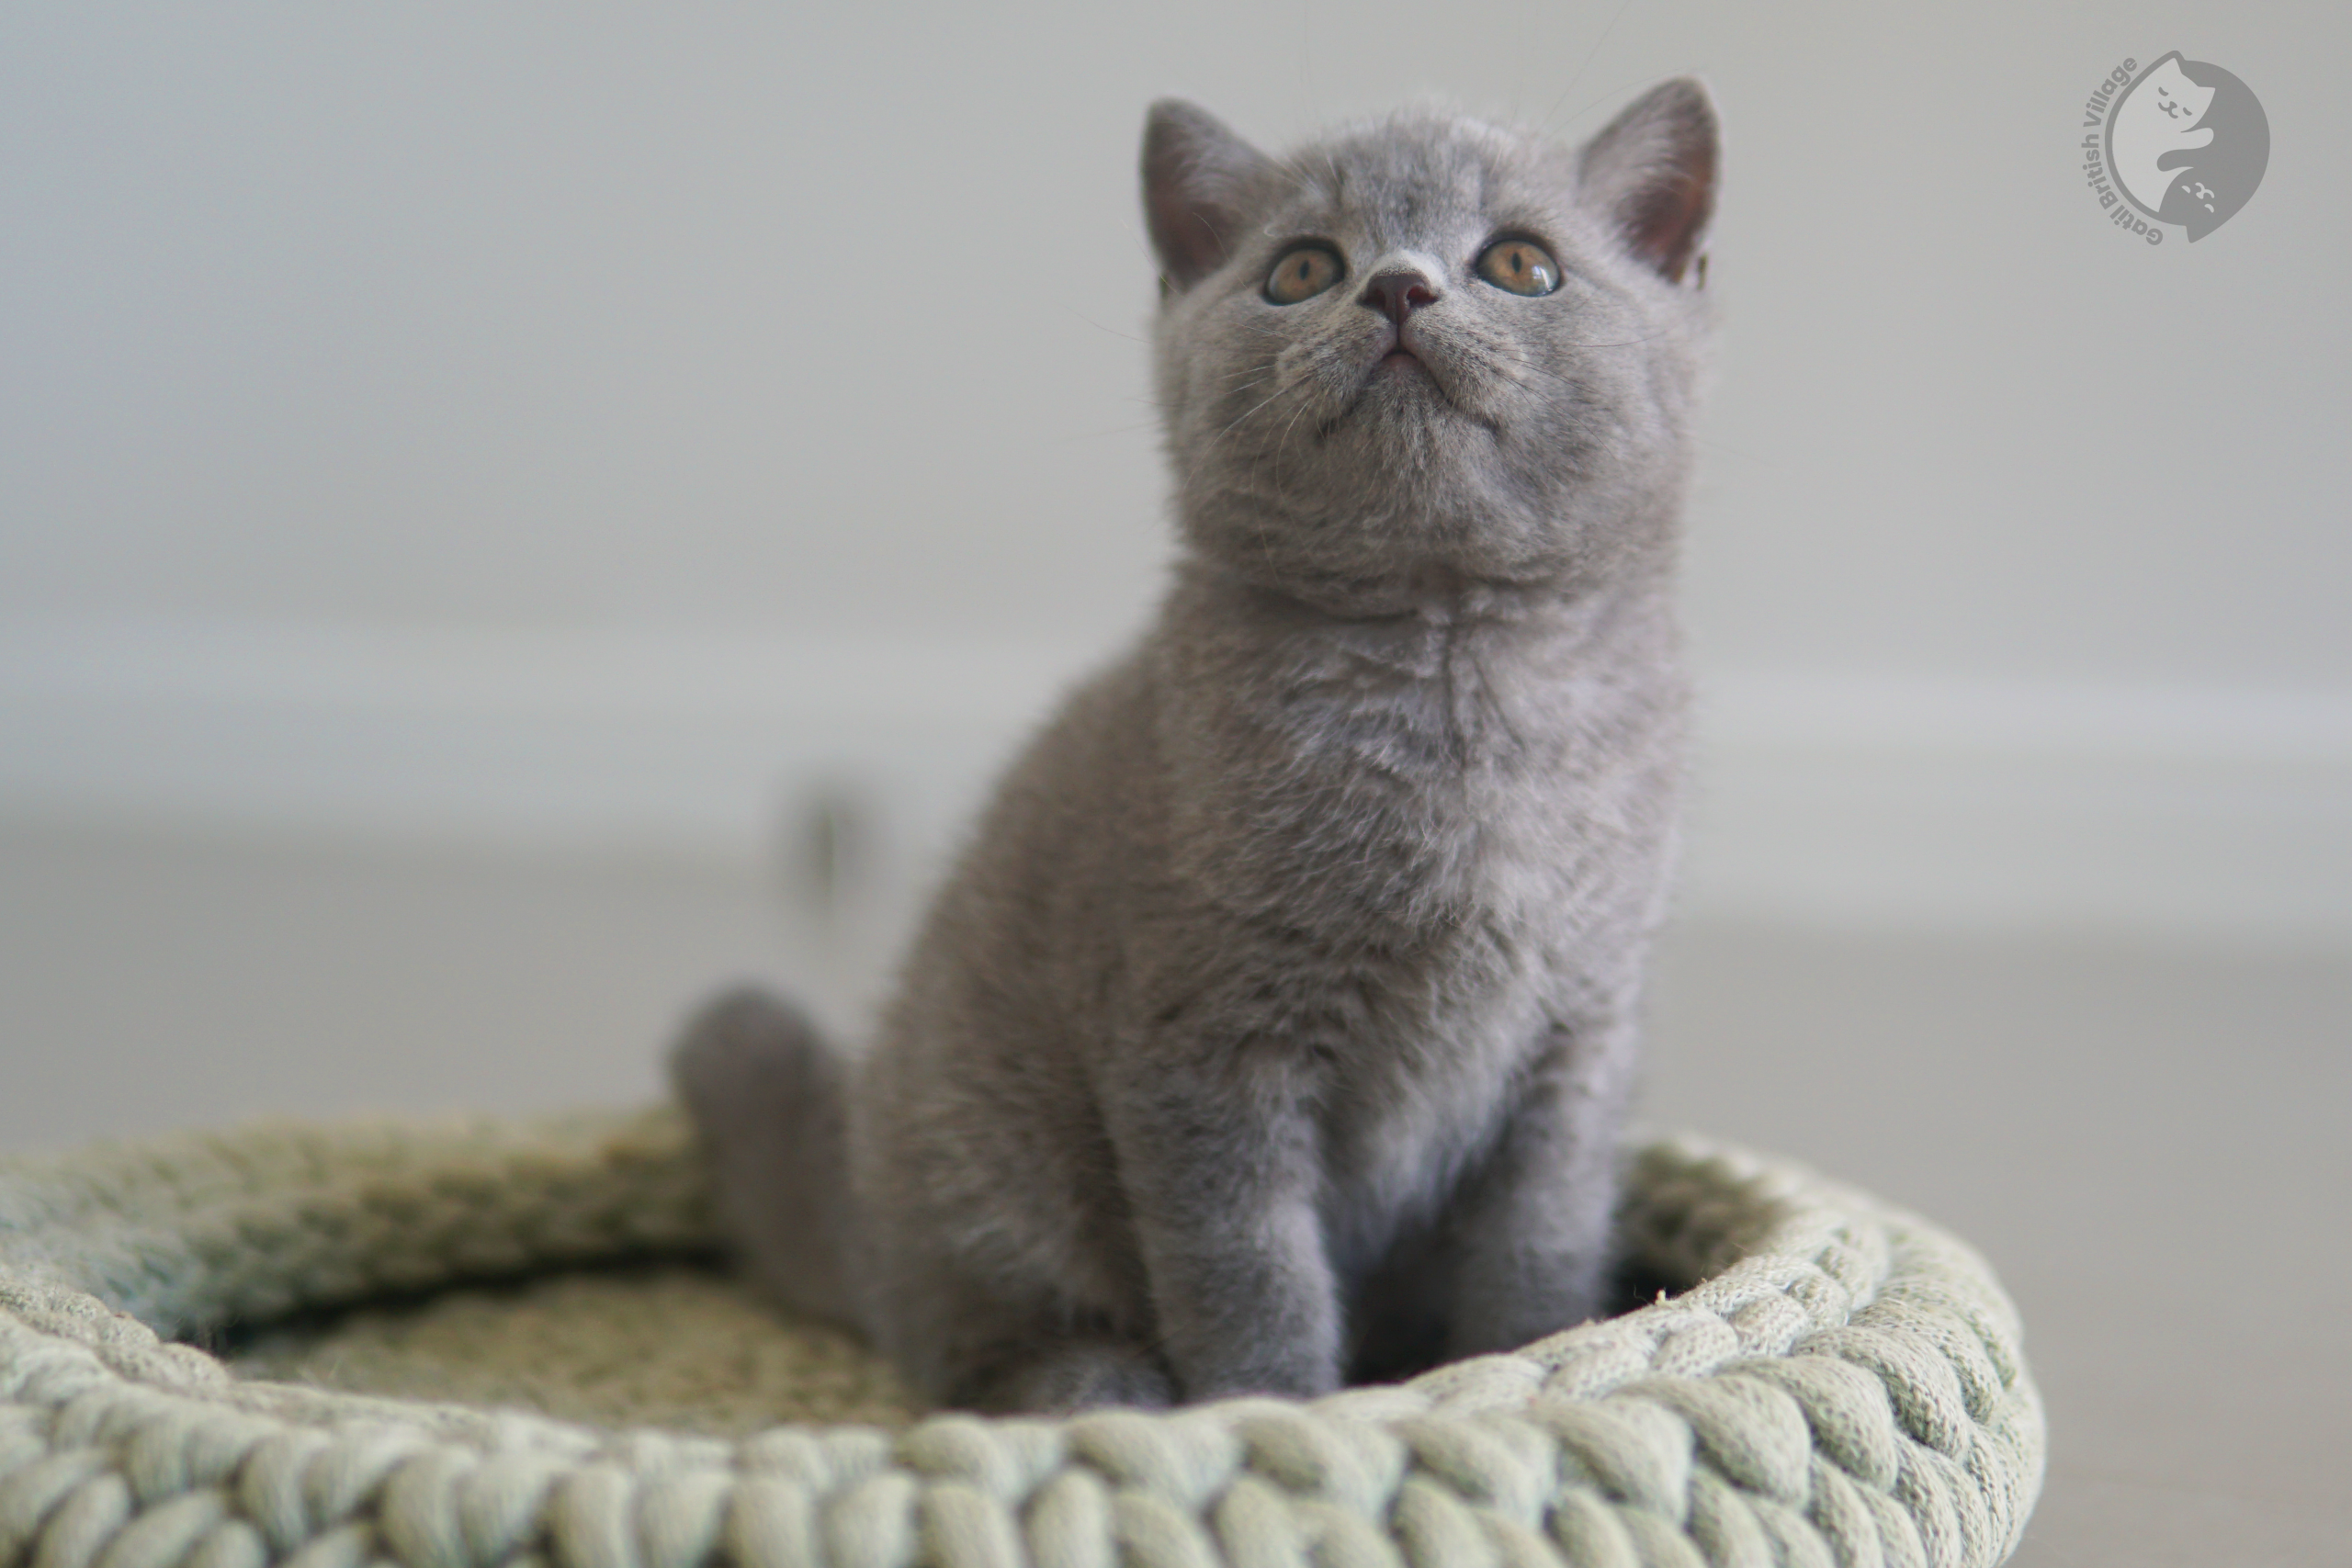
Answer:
[674,80,1720,1414]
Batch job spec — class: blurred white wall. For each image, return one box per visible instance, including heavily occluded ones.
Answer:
[5,1,2347,957]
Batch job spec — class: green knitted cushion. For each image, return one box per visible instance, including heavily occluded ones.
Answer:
[0,1106,2043,1568]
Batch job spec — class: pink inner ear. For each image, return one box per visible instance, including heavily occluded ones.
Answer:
[1141,100,1274,291]
[1577,79,1719,286]
[1145,176,1234,288]
[1623,159,1713,284]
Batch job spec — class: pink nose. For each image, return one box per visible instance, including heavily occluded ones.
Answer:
[1359,270,1439,325]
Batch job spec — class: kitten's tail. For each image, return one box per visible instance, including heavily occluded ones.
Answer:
[669,987,861,1330]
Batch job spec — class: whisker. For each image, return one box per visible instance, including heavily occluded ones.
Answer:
[1060,305,1148,345]
[1540,0,1639,132]
[1270,384,1320,493]
[1051,421,1163,444]
[1483,337,1670,402]
[1214,370,1317,442]
[1170,365,1320,504]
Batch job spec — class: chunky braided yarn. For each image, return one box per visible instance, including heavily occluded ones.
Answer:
[0,1107,2043,1568]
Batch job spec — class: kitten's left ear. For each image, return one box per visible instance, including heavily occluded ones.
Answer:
[1142,100,1277,290]
[1576,77,1718,284]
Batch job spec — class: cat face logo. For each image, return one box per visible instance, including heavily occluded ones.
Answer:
[2104,52,2269,240]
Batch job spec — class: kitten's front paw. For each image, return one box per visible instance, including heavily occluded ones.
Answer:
[962,1341,1177,1414]
[1446,1257,1613,1361]
[1181,1360,1343,1404]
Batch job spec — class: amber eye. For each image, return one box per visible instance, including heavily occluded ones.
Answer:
[1475,238,1560,297]
[1263,245,1344,305]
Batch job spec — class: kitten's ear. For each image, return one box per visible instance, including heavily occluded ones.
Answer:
[1576,77,1718,284]
[1142,100,1275,290]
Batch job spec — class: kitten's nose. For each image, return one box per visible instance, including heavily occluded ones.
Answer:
[1359,270,1440,325]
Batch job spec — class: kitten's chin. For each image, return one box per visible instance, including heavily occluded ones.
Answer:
[1337,351,1487,441]
[1363,345,1440,394]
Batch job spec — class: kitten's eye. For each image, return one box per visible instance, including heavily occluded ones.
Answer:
[1474,239,1560,297]
[1263,245,1344,305]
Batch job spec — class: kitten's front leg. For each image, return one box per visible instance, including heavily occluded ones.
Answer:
[1100,1051,1343,1402]
[1442,1021,1637,1359]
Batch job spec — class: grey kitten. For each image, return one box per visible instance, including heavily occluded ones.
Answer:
[673,79,1718,1414]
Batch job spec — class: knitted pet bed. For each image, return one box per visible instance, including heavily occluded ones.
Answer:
[0,1106,2043,1568]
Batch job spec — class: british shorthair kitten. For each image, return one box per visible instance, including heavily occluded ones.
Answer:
[674,78,1719,1413]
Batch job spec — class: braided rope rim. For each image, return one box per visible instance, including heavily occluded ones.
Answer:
[0,1107,2043,1568]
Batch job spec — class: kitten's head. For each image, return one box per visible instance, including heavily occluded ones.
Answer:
[1142,82,1717,602]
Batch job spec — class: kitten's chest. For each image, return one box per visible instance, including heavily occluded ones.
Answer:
[1227,618,1664,936]
[1162,606,1679,1272]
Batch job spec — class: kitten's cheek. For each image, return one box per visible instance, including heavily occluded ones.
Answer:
[1274,343,1319,381]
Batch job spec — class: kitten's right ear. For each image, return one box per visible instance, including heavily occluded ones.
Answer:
[1577,77,1719,284]
[1142,100,1275,291]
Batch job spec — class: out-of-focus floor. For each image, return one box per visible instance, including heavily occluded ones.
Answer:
[2,820,2346,1566]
